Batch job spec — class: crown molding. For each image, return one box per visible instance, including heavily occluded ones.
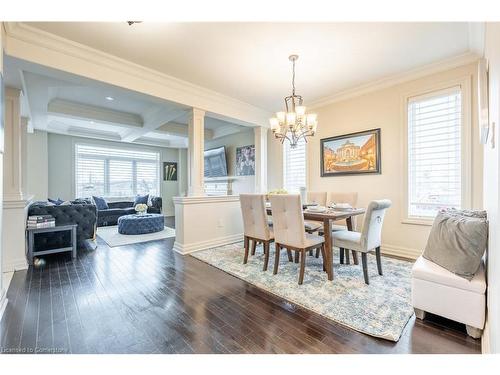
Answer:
[309,52,480,109]
[3,22,271,127]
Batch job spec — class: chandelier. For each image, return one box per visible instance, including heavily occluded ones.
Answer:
[269,54,318,148]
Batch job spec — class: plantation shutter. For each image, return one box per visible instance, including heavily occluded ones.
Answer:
[283,138,306,193]
[407,87,462,218]
[75,144,160,198]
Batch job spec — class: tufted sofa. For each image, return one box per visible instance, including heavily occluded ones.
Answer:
[97,196,162,227]
[28,202,97,250]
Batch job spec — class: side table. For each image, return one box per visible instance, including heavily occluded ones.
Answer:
[27,224,78,265]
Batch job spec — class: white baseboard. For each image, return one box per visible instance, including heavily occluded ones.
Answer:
[3,258,29,272]
[173,233,243,255]
[381,243,421,260]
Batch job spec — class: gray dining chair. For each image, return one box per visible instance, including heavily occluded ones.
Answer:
[332,199,392,284]
[240,194,274,271]
[269,194,327,285]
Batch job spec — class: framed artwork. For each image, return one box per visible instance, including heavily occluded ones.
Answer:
[320,128,381,177]
[236,144,255,176]
[163,162,178,181]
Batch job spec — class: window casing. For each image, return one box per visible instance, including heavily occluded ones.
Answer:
[406,86,464,220]
[75,144,160,198]
[283,138,306,193]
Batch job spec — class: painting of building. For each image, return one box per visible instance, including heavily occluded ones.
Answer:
[321,128,381,176]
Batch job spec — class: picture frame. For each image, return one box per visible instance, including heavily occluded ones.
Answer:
[163,162,178,181]
[320,128,381,177]
[236,144,255,176]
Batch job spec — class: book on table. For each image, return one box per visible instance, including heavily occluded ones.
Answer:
[27,215,56,229]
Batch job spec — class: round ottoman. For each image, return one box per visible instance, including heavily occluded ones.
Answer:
[117,214,164,235]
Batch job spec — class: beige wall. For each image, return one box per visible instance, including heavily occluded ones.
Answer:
[268,62,482,259]
[483,22,500,354]
[26,130,48,200]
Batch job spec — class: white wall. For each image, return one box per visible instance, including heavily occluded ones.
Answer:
[267,62,483,259]
[26,130,48,201]
[30,133,184,216]
[483,22,500,354]
[205,128,255,194]
[0,21,6,318]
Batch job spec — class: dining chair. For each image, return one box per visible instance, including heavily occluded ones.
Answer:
[317,192,359,263]
[240,194,275,271]
[332,199,392,284]
[269,194,327,285]
[304,191,326,237]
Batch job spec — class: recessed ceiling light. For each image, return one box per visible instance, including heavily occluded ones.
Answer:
[90,121,95,124]
[105,96,114,101]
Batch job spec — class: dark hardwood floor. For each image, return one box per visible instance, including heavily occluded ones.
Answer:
[0,217,481,354]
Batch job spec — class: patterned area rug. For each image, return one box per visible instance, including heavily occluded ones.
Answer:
[97,225,176,247]
[191,242,415,341]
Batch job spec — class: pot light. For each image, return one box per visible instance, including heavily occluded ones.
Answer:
[105,96,114,101]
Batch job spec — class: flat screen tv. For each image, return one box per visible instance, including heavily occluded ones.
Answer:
[204,146,228,177]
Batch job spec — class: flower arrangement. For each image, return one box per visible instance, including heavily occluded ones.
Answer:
[135,203,148,215]
[266,189,288,201]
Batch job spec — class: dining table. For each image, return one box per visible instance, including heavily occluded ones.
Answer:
[267,205,366,281]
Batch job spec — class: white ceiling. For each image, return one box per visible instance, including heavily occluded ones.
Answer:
[27,22,475,110]
[3,56,247,148]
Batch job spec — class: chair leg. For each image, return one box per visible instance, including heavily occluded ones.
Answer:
[298,250,306,285]
[361,252,369,285]
[251,240,257,256]
[294,250,300,263]
[340,248,344,264]
[273,244,281,275]
[321,244,326,272]
[263,242,270,272]
[243,236,249,264]
[309,249,313,256]
[351,250,359,265]
[375,246,383,275]
[315,248,320,258]
[286,249,293,262]
[345,249,350,264]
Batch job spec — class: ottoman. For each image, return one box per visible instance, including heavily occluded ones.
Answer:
[117,214,164,235]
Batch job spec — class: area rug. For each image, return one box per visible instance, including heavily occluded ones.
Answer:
[97,225,176,247]
[191,242,415,341]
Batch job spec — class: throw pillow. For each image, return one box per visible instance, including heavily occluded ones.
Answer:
[92,196,109,210]
[423,209,488,280]
[134,194,149,206]
[48,198,64,205]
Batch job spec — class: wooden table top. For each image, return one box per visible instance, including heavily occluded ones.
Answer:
[266,206,365,221]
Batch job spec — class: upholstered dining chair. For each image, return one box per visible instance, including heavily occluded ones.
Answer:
[332,199,392,284]
[304,191,326,236]
[239,194,274,271]
[269,194,327,285]
[315,192,359,261]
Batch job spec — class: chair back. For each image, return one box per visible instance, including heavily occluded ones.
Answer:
[239,194,272,240]
[327,192,358,226]
[269,194,306,248]
[360,199,392,250]
[307,192,327,206]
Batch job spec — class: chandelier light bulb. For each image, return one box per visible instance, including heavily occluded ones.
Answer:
[276,111,286,123]
[286,112,297,125]
[269,117,279,131]
[295,106,306,116]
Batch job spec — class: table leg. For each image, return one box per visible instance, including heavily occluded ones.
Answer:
[346,217,359,265]
[323,218,333,280]
[71,227,77,259]
[28,231,34,266]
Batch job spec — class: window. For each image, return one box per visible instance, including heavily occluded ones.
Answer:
[283,138,306,193]
[407,87,462,219]
[75,144,160,198]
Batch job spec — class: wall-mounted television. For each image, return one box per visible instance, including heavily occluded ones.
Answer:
[204,146,228,177]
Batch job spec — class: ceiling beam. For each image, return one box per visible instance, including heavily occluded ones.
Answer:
[156,121,214,140]
[48,99,143,128]
[121,107,186,142]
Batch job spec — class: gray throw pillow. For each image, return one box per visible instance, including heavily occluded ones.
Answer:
[423,209,488,280]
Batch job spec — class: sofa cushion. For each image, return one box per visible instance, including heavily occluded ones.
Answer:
[423,209,488,280]
[92,196,109,210]
[48,198,64,205]
[134,194,149,205]
[412,256,486,294]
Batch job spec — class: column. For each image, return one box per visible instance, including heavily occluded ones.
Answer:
[187,108,205,196]
[2,87,33,273]
[254,126,268,193]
